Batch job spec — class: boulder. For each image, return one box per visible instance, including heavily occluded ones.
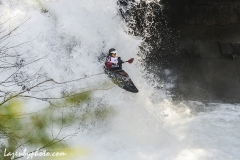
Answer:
[193,41,221,58]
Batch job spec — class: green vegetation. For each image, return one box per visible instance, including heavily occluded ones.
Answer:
[65,92,90,105]
[0,91,114,160]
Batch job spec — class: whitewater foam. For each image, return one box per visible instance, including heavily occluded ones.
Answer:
[0,0,240,160]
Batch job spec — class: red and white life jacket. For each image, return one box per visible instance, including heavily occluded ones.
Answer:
[106,56,118,68]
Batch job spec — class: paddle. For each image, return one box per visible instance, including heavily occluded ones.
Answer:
[126,58,134,64]
[105,58,134,69]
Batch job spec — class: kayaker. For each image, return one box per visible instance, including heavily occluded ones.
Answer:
[107,48,125,70]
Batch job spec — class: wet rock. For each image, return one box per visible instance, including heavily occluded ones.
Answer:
[193,41,221,58]
[185,2,240,25]
[203,7,217,25]
[219,43,233,55]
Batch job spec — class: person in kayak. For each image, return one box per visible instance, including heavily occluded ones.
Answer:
[106,48,125,70]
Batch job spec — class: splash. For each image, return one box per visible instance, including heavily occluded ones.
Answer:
[0,0,240,160]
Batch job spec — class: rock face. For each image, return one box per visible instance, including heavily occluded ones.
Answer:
[164,0,240,103]
[118,0,240,102]
[173,0,240,58]
[185,1,240,25]
[193,41,221,58]
[118,0,240,58]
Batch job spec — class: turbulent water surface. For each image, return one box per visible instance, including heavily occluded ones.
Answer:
[0,0,240,160]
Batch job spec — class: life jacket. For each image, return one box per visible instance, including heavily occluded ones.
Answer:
[105,56,118,68]
[106,55,111,62]
[110,57,118,67]
[105,56,112,68]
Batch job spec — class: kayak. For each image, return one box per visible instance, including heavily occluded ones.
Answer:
[104,67,139,93]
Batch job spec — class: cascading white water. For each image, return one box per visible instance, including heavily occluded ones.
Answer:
[0,0,240,160]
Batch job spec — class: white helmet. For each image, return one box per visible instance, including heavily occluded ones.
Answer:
[109,48,117,54]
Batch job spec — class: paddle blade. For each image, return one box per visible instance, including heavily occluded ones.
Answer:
[127,58,134,64]
[105,62,112,69]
